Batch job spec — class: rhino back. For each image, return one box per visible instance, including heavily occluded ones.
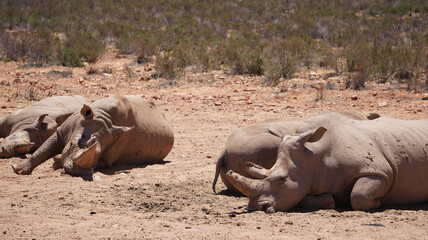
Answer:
[101,96,174,165]
[1,95,87,135]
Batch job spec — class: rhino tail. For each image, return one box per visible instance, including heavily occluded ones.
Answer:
[212,151,227,193]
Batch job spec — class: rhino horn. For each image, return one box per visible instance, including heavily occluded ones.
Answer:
[110,125,134,137]
[225,170,264,198]
[245,161,268,179]
[80,104,94,119]
[16,142,36,154]
[74,142,97,169]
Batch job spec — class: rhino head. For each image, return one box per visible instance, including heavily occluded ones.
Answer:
[0,114,54,158]
[60,104,132,175]
[225,127,327,213]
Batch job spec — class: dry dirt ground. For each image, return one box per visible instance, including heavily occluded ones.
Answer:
[0,50,427,239]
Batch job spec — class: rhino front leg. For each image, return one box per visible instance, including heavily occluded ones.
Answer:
[12,133,63,175]
[299,193,336,209]
[350,176,389,211]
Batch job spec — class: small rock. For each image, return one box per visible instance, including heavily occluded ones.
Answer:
[206,155,212,159]
[214,101,222,106]
[351,95,358,100]
[378,102,388,107]
[256,226,261,229]
[422,97,428,100]
[367,113,380,120]
[90,211,96,215]
[372,92,377,97]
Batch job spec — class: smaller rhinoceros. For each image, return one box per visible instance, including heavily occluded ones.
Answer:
[225,113,428,213]
[212,111,376,194]
[0,95,88,158]
[12,95,174,176]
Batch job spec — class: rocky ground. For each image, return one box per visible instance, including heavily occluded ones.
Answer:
[0,50,427,239]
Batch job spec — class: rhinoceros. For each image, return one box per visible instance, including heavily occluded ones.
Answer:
[12,95,174,176]
[212,111,375,194]
[0,95,88,158]
[225,113,428,213]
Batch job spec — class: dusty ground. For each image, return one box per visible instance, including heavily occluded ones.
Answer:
[0,49,427,239]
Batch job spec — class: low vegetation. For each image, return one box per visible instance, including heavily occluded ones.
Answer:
[0,0,426,89]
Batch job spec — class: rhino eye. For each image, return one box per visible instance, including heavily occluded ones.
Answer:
[278,176,287,182]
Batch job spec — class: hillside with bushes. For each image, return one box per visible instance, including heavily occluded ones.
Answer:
[0,0,427,89]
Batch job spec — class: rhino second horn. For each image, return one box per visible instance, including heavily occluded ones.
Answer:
[225,170,262,198]
[74,142,97,169]
[245,162,268,179]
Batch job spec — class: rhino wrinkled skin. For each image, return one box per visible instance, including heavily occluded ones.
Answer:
[0,95,88,158]
[212,111,372,194]
[12,95,174,176]
[226,113,428,213]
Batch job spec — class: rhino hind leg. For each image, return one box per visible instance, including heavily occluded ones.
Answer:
[350,176,389,211]
[299,193,336,209]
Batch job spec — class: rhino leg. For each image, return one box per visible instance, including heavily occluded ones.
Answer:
[350,176,389,211]
[299,193,336,209]
[12,133,63,175]
[52,154,63,170]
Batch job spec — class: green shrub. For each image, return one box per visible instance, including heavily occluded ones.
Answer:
[63,30,105,64]
[154,50,182,79]
[58,47,83,67]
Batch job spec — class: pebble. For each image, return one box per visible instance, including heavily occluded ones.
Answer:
[351,95,358,100]
[378,102,388,107]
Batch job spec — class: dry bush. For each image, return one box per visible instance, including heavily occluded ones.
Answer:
[0,30,59,66]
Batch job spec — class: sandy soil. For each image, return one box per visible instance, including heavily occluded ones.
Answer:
[0,50,427,239]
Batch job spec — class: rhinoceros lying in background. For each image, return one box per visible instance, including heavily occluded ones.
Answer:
[225,113,428,213]
[212,111,375,194]
[0,95,88,158]
[12,95,174,176]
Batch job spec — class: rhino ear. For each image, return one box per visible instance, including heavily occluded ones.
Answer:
[80,104,94,119]
[31,114,48,129]
[110,125,134,137]
[297,127,327,146]
[268,128,283,138]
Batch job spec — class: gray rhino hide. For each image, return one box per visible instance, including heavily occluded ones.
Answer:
[212,111,373,193]
[12,95,174,176]
[0,95,88,158]
[226,113,428,212]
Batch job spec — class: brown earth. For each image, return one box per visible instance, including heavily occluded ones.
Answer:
[0,49,427,239]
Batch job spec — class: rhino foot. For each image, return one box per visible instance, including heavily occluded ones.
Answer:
[52,155,63,170]
[11,160,34,175]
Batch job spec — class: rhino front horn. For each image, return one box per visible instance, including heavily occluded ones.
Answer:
[225,170,263,198]
[74,142,97,169]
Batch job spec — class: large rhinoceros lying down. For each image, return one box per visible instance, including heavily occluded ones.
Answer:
[0,95,88,158]
[225,113,428,213]
[12,95,174,176]
[212,111,376,194]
